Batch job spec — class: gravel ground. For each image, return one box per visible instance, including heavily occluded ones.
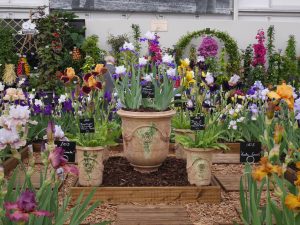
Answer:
[8,151,250,225]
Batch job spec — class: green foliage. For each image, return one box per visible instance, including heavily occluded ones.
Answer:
[81,35,106,63]
[174,28,240,74]
[267,25,280,85]
[239,164,266,225]
[27,115,50,142]
[107,33,129,62]
[239,165,300,225]
[172,111,191,129]
[0,26,18,77]
[282,35,298,83]
[131,24,141,54]
[114,64,142,110]
[69,122,118,147]
[242,45,253,86]
[251,66,266,84]
[176,114,228,150]
[1,159,108,225]
[35,11,78,92]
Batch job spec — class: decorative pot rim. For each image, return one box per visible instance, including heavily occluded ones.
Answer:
[173,128,194,133]
[76,146,106,151]
[184,147,219,153]
[117,109,176,119]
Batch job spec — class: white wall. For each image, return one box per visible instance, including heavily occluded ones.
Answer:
[82,13,300,55]
[1,0,300,54]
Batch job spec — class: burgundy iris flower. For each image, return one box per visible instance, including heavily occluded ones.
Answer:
[4,190,52,222]
[49,147,79,176]
[81,73,102,94]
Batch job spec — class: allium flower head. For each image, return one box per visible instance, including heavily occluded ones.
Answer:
[198,36,218,58]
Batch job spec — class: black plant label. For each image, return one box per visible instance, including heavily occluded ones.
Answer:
[79,118,95,133]
[142,84,155,98]
[240,142,261,163]
[55,141,76,162]
[190,115,205,130]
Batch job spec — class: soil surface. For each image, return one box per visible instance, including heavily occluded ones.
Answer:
[102,156,190,186]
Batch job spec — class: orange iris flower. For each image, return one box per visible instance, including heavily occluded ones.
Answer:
[252,157,283,181]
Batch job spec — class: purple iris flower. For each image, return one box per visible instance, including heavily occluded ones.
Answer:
[63,99,73,112]
[43,104,52,116]
[33,105,42,114]
[247,88,256,95]
[104,91,112,103]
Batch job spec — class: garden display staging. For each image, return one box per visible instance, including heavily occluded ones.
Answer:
[0,10,300,225]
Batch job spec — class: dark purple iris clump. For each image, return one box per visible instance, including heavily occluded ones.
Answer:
[63,99,73,112]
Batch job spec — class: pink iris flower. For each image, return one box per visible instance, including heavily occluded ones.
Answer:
[4,190,52,222]
[48,147,79,176]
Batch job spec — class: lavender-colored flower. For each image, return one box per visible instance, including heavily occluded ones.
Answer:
[4,190,52,222]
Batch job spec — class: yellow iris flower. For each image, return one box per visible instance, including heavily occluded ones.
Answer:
[267,82,294,109]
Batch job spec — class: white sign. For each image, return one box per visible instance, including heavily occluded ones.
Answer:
[151,20,168,32]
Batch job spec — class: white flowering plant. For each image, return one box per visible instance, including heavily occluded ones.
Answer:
[113,32,181,111]
[0,105,32,160]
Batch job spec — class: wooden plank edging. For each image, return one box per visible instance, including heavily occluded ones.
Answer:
[70,176,221,204]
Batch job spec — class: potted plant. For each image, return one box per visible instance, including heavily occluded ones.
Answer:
[176,115,228,186]
[172,110,194,159]
[114,32,180,173]
[67,65,118,186]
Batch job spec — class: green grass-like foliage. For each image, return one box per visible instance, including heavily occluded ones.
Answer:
[176,115,228,150]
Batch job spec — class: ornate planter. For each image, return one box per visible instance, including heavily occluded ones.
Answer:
[174,129,195,159]
[184,147,216,186]
[77,146,105,186]
[117,109,176,173]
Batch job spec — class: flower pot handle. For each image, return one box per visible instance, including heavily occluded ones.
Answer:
[123,125,170,142]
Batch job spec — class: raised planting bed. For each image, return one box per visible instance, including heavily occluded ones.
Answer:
[213,142,240,164]
[2,146,29,176]
[70,157,221,204]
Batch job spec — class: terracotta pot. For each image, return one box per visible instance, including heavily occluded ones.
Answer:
[76,146,105,186]
[174,129,195,159]
[184,147,216,186]
[117,109,176,173]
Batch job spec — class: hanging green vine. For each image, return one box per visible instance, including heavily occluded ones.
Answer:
[174,28,240,74]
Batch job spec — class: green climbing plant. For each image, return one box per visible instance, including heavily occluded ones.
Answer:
[174,28,240,74]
